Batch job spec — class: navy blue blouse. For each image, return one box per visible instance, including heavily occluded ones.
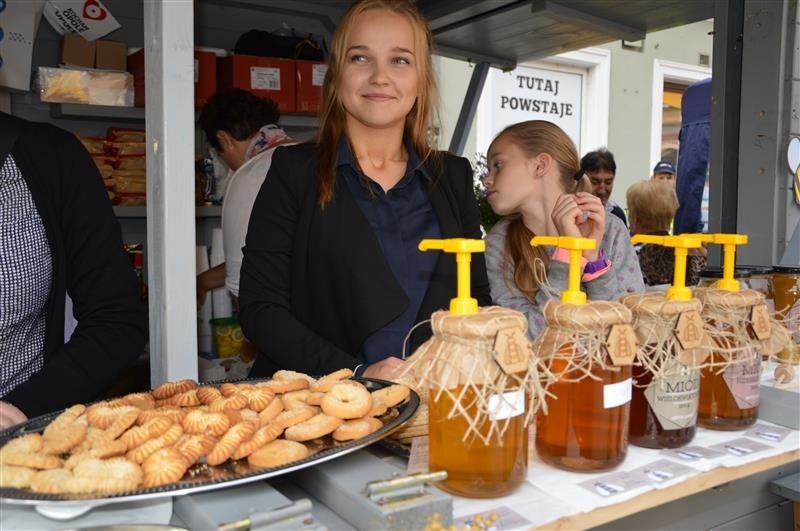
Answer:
[337,137,441,366]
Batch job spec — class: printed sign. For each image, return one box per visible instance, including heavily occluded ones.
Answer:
[477,64,582,154]
[43,0,120,41]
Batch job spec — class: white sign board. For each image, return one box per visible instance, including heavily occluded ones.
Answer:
[43,0,120,41]
[477,64,583,157]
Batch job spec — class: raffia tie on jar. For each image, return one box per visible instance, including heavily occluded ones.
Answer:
[694,287,776,372]
[621,293,711,381]
[405,306,550,445]
[532,300,635,385]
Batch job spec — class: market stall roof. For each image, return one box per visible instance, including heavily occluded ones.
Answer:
[289,0,715,68]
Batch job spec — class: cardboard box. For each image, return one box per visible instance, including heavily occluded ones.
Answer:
[296,59,327,113]
[0,0,46,92]
[95,40,127,71]
[60,33,95,68]
[217,55,295,113]
[128,49,220,108]
[194,51,217,107]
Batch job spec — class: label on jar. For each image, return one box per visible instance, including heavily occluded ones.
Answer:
[789,300,800,343]
[603,378,632,409]
[644,365,700,429]
[722,357,761,409]
[487,388,525,420]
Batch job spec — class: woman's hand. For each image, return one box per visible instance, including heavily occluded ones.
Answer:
[551,192,605,260]
[0,401,27,430]
[362,356,407,381]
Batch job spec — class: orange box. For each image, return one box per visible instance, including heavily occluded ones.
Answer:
[295,59,327,114]
[194,50,217,107]
[217,55,295,113]
[127,49,219,108]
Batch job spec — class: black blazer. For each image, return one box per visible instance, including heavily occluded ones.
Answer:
[1,114,147,417]
[239,142,491,377]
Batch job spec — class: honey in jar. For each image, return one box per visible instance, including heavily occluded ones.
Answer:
[629,360,699,448]
[429,385,527,498]
[698,352,760,430]
[535,350,631,471]
[772,266,800,365]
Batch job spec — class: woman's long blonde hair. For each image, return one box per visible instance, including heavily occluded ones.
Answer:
[315,0,440,208]
[498,121,592,300]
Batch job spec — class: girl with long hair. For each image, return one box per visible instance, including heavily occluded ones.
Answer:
[483,121,643,338]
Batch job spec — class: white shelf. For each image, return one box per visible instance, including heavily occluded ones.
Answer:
[51,103,146,122]
[51,102,319,130]
[113,205,222,218]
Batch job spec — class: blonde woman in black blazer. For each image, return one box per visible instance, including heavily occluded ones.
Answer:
[239,0,490,380]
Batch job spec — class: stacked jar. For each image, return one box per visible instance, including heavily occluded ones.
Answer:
[772,266,800,366]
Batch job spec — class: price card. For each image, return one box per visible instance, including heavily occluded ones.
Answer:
[578,471,649,498]
[661,445,726,462]
[453,506,531,530]
[746,423,793,443]
[708,437,772,457]
[630,459,695,484]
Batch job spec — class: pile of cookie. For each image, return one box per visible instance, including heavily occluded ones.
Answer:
[0,369,410,496]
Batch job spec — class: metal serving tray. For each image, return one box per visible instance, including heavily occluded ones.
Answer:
[0,377,419,519]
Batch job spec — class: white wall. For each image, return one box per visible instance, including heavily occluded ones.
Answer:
[435,20,715,209]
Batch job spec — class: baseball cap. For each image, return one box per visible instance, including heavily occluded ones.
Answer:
[653,161,676,175]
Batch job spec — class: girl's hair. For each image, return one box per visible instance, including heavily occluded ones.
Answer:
[497,120,592,301]
[627,179,679,233]
[315,0,440,208]
[198,89,280,150]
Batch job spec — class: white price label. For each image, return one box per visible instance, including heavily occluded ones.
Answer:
[250,67,281,91]
[488,389,525,420]
[312,64,328,86]
[603,378,632,409]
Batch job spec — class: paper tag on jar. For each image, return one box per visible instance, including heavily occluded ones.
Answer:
[488,388,525,420]
[493,327,531,374]
[674,310,706,350]
[749,304,771,340]
[605,324,638,366]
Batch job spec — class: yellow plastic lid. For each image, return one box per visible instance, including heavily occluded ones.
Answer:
[419,238,485,315]
[631,234,704,301]
[530,236,596,305]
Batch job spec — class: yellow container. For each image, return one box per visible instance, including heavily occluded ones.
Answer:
[210,317,244,359]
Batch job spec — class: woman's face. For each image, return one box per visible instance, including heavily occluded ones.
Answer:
[484,134,539,216]
[338,9,420,133]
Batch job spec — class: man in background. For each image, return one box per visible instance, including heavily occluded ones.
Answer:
[652,160,676,184]
[581,148,628,227]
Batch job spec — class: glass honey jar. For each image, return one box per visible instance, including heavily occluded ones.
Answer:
[535,346,632,470]
[624,236,706,449]
[694,235,765,430]
[429,382,528,498]
[530,236,634,472]
[408,239,538,499]
[772,266,800,365]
